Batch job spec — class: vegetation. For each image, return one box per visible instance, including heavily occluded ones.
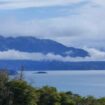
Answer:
[0,70,105,105]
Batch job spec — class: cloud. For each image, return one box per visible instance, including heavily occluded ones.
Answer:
[83,48,105,61]
[0,49,84,61]
[0,0,105,49]
[0,0,82,9]
[0,48,105,62]
[0,12,105,48]
[0,50,79,61]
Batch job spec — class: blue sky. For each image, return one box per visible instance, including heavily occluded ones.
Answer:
[0,0,105,49]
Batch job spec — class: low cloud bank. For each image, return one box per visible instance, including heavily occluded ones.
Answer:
[84,47,105,61]
[0,48,105,61]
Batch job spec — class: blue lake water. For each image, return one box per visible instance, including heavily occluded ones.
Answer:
[23,70,105,97]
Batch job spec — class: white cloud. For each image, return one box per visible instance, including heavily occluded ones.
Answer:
[0,0,82,9]
[0,50,77,61]
[0,49,84,61]
[0,48,105,61]
[84,48,105,61]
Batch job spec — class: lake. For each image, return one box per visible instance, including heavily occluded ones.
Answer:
[23,70,105,97]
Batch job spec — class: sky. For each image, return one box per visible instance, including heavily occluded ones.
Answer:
[0,0,105,49]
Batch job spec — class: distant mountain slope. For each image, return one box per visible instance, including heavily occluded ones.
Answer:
[0,60,105,71]
[0,36,89,57]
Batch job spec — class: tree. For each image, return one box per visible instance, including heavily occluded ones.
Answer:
[0,69,13,105]
[7,80,38,105]
[37,86,61,105]
[97,98,105,105]
[60,92,75,105]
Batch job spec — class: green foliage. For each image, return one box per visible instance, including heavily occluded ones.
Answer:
[0,70,12,105]
[97,98,105,105]
[60,92,75,105]
[7,80,38,105]
[37,86,61,105]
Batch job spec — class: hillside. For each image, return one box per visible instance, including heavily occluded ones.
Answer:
[0,60,105,71]
[0,36,89,57]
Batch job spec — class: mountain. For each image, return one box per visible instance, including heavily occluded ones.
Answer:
[0,60,105,71]
[0,36,89,57]
[1,36,101,71]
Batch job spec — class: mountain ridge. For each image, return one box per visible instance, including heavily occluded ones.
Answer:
[0,36,89,57]
[0,60,105,71]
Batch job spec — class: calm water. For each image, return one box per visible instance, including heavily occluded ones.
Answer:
[23,70,105,97]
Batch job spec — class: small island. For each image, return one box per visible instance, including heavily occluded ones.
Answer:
[35,71,47,74]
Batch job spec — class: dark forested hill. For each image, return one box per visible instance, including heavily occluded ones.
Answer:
[0,60,105,71]
[0,36,88,57]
